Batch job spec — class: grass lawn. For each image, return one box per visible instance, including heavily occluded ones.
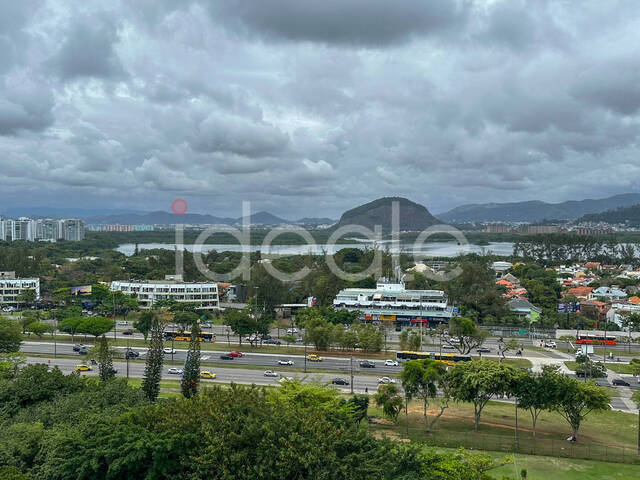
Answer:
[491,452,640,479]
[478,357,533,369]
[604,362,640,374]
[369,397,640,464]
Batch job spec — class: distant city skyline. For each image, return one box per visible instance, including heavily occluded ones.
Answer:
[2,1,640,218]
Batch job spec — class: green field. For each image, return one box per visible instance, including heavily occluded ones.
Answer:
[491,452,640,479]
[369,397,640,465]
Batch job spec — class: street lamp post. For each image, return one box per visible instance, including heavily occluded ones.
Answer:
[350,356,354,394]
[53,317,57,359]
[126,338,130,379]
[113,291,116,342]
[304,341,307,373]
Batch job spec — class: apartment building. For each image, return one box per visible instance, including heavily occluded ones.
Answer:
[0,271,40,308]
[110,278,219,310]
[0,218,84,242]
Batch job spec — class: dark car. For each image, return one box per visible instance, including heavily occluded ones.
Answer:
[122,329,134,336]
[359,360,376,368]
[331,378,350,385]
[612,379,631,387]
[73,344,88,352]
[78,348,89,355]
[125,350,140,359]
[263,338,281,345]
[476,347,491,353]
[220,354,234,360]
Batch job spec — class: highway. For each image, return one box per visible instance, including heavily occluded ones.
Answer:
[25,356,388,394]
[21,341,404,376]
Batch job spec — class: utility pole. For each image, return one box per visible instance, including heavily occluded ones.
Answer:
[514,396,519,450]
[126,338,130,379]
[113,291,117,342]
[53,316,57,359]
[350,356,354,394]
[603,317,608,364]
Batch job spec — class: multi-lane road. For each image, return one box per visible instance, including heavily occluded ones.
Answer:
[25,355,389,394]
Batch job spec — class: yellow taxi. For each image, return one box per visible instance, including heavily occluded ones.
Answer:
[75,364,92,372]
[200,371,216,379]
[307,354,323,362]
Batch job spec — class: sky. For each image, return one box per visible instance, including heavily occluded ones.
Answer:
[2,0,640,219]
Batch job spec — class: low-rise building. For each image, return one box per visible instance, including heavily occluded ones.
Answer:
[333,277,454,327]
[507,297,542,321]
[110,277,219,310]
[589,286,628,301]
[0,271,40,308]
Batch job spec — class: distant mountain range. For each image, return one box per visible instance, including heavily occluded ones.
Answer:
[84,210,335,226]
[579,203,640,226]
[8,193,640,227]
[335,197,440,232]
[0,207,146,219]
[437,193,640,223]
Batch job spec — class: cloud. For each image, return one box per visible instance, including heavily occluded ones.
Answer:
[53,16,125,80]
[210,0,470,46]
[1,0,640,219]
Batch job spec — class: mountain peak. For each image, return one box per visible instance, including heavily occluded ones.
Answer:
[336,197,440,232]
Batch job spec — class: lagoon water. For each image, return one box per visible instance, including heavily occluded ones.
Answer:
[116,241,514,257]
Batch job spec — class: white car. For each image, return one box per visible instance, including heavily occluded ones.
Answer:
[286,328,298,334]
[384,360,399,367]
[264,370,279,377]
[442,344,456,350]
[378,377,396,384]
[118,321,129,326]
[163,347,176,354]
[278,359,294,366]
[167,368,183,375]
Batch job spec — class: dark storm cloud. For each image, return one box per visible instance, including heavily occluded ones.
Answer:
[210,0,470,46]
[53,17,125,80]
[1,0,640,218]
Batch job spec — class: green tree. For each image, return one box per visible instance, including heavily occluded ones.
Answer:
[226,309,255,345]
[0,317,23,353]
[448,360,518,430]
[514,366,559,437]
[374,383,404,423]
[182,324,201,399]
[16,288,36,308]
[347,394,369,427]
[19,311,39,334]
[58,316,84,341]
[134,311,154,340]
[303,315,335,350]
[96,335,115,382]
[25,321,50,338]
[549,375,610,441]
[77,316,115,340]
[360,323,384,352]
[400,358,447,432]
[0,352,26,380]
[499,338,522,362]
[281,334,297,346]
[444,317,489,354]
[174,311,199,332]
[141,310,171,402]
[398,329,410,350]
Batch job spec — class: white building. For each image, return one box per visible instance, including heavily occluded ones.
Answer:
[333,277,454,326]
[0,218,84,242]
[111,278,219,310]
[0,271,40,308]
[606,301,640,328]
